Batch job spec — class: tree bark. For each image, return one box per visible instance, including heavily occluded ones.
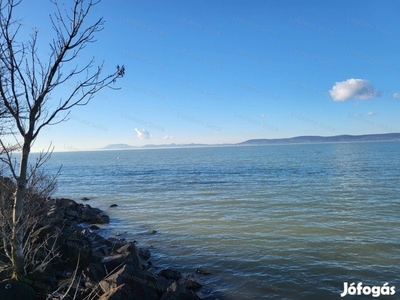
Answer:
[11,139,31,279]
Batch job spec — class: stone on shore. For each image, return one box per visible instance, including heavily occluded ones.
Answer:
[196,267,212,275]
[159,269,183,281]
[99,264,158,300]
[98,283,134,300]
[0,279,36,300]
[160,291,200,300]
[182,275,203,290]
[0,197,206,300]
[139,248,151,260]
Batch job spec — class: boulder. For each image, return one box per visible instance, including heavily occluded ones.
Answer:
[63,236,92,260]
[139,248,151,260]
[105,238,127,251]
[46,205,64,219]
[115,242,141,268]
[99,264,137,293]
[0,197,205,300]
[57,198,80,220]
[159,269,183,281]
[54,198,110,224]
[181,275,202,290]
[99,264,158,300]
[154,276,176,294]
[98,283,133,300]
[195,268,211,275]
[82,263,107,288]
[80,205,110,224]
[27,265,57,294]
[92,243,109,260]
[102,252,139,273]
[0,279,35,300]
[160,291,199,300]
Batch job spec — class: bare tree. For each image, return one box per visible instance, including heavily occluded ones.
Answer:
[0,169,60,277]
[0,0,124,279]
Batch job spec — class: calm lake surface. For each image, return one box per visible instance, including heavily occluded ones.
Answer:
[34,142,400,299]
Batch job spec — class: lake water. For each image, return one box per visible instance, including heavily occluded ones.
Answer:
[35,142,400,299]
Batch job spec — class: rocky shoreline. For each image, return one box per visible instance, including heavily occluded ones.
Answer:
[0,198,207,300]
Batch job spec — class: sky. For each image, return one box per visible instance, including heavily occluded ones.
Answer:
[8,0,400,152]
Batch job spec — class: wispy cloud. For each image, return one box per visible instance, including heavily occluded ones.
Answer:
[135,128,151,139]
[393,93,400,99]
[329,78,378,101]
[349,112,376,117]
[234,112,279,132]
[163,135,174,141]
[348,112,392,132]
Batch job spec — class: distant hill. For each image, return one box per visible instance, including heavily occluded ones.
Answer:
[101,143,135,150]
[239,133,400,145]
[100,143,216,150]
[141,143,211,149]
[101,133,400,150]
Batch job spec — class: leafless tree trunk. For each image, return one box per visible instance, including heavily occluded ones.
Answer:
[0,0,124,279]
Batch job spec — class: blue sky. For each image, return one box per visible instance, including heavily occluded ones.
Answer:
[13,0,400,152]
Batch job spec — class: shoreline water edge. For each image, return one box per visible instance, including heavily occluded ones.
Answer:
[0,197,213,300]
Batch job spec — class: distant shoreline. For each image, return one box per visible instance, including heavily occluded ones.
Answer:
[99,132,400,151]
[28,133,400,153]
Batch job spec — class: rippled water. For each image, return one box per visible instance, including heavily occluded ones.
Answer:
[35,142,400,299]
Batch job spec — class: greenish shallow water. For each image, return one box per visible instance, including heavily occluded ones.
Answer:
[35,142,400,299]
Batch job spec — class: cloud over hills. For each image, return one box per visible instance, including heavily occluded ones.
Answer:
[329,78,378,101]
[135,128,151,139]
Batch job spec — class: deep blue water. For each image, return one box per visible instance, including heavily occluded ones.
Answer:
[32,142,400,299]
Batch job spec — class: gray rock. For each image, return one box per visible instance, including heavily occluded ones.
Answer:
[98,283,133,300]
[160,291,199,300]
[102,242,141,272]
[0,279,35,300]
[99,264,136,293]
[154,276,176,293]
[115,242,142,269]
[102,253,134,272]
[46,205,64,219]
[99,264,158,300]
[196,267,211,275]
[159,269,183,281]
[182,275,202,290]
[82,263,107,288]
[139,248,151,260]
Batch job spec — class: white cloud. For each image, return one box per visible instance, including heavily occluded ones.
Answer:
[393,93,400,98]
[366,112,375,116]
[163,135,173,141]
[329,78,378,101]
[135,128,151,139]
